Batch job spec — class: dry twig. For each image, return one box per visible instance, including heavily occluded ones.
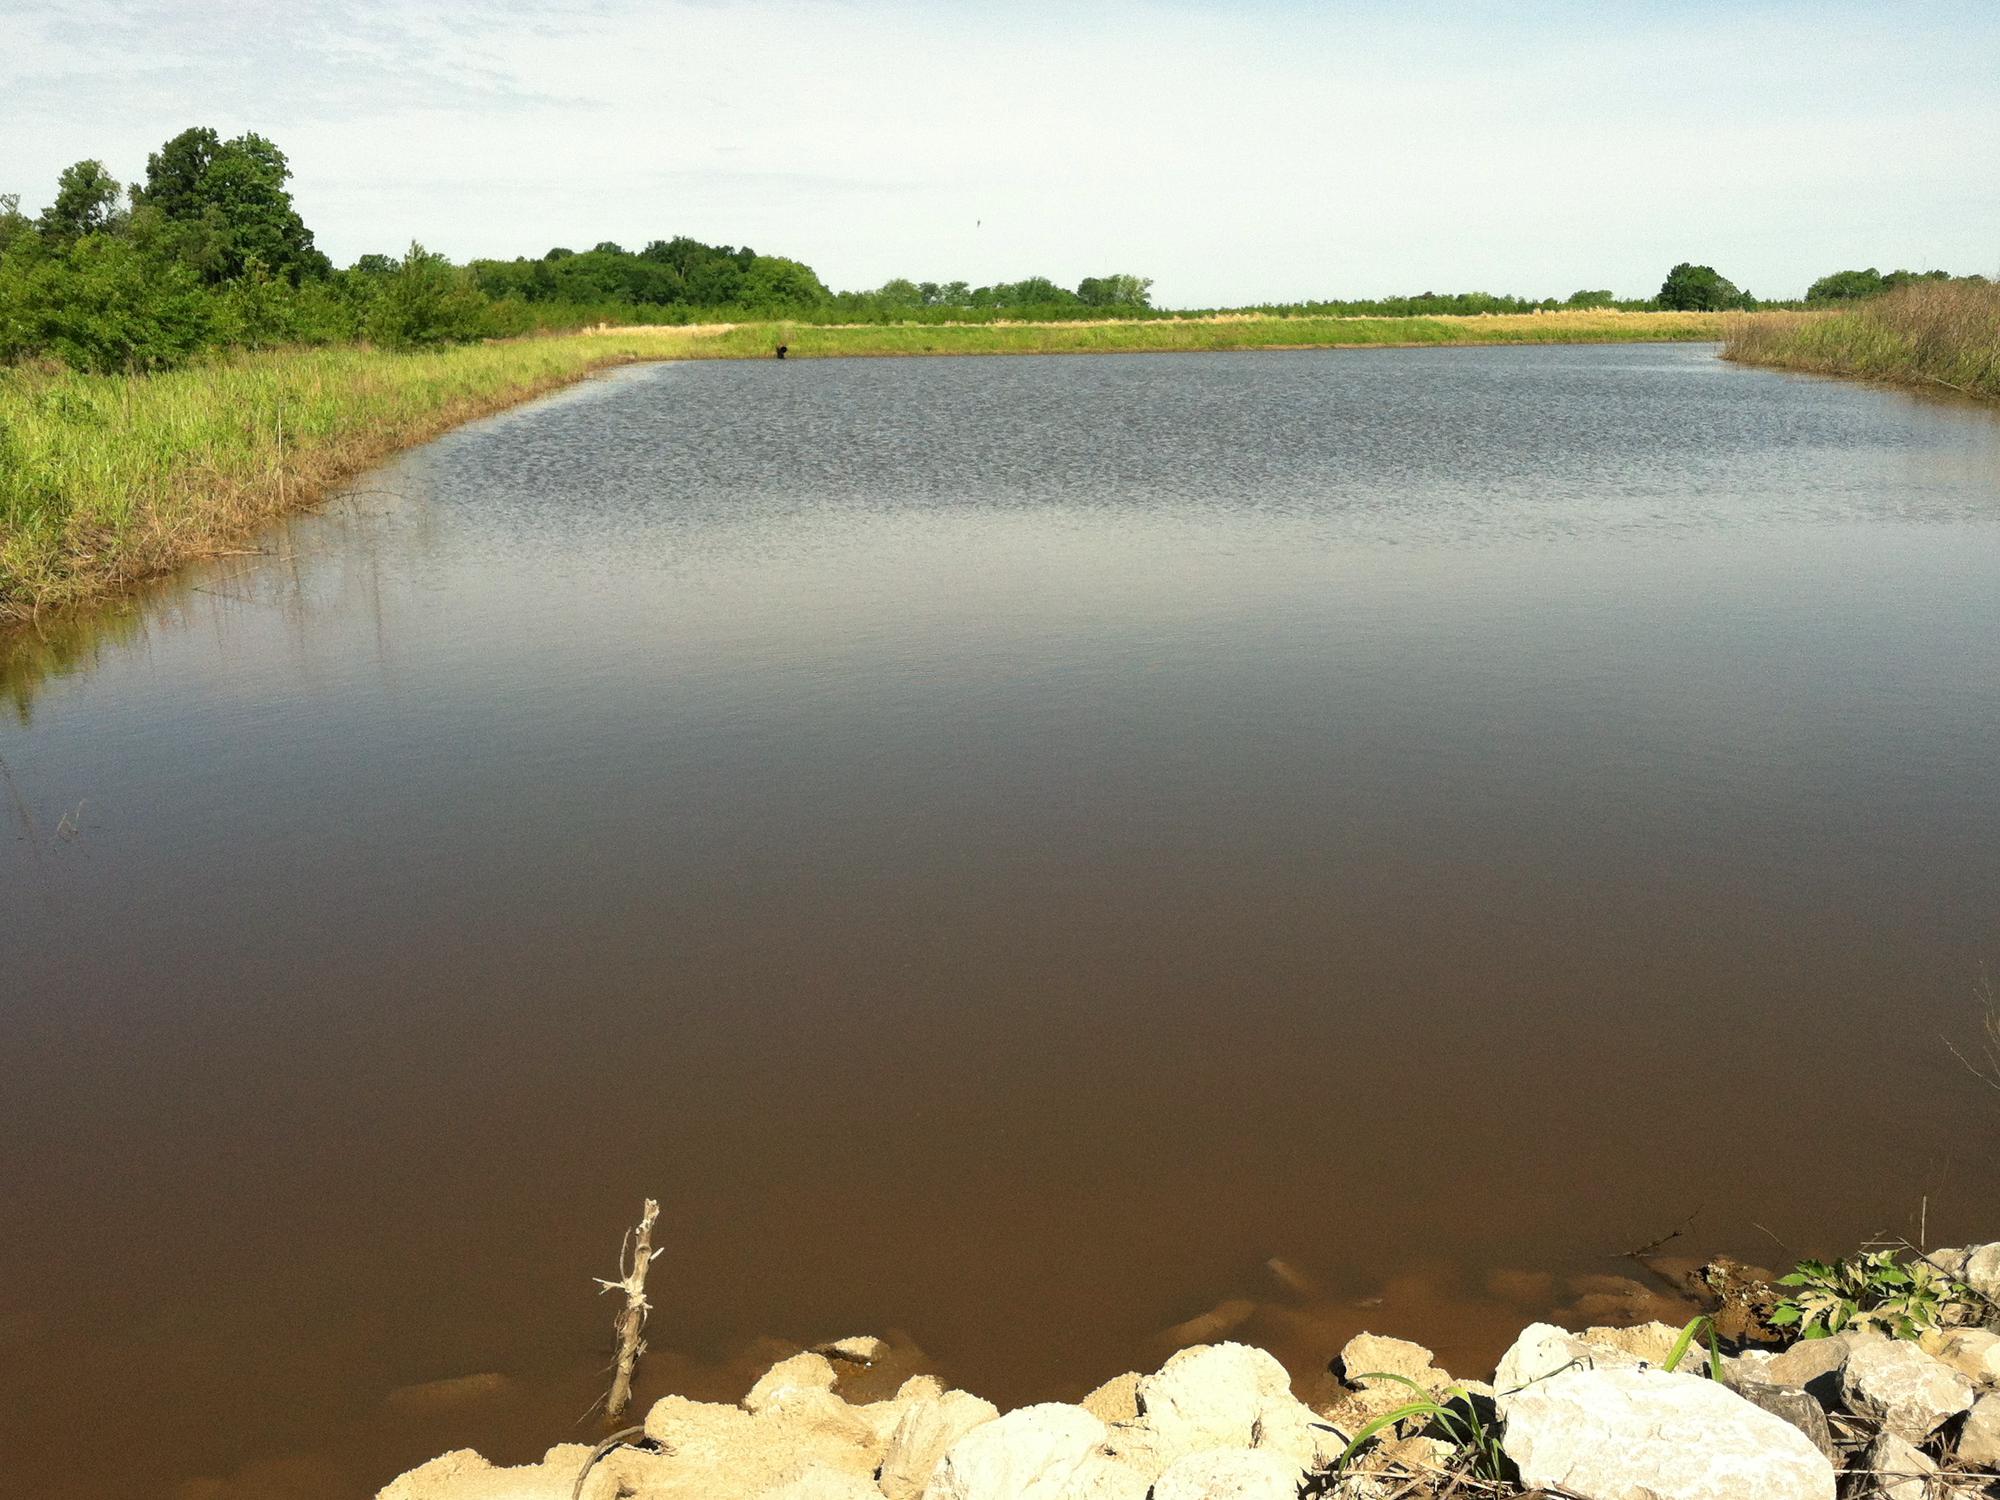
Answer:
[597,1199,662,1420]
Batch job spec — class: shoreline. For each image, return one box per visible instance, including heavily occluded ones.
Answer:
[1722,283,2000,404]
[0,312,1723,626]
[379,1241,2000,1500]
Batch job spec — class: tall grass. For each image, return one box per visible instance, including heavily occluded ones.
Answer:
[1723,281,2000,401]
[0,310,1723,620]
[0,334,686,619]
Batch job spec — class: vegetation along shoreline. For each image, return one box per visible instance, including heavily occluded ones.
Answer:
[1724,280,2000,403]
[1,312,1726,624]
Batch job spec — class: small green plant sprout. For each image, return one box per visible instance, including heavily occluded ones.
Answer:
[1661,1315,1724,1379]
[1770,1249,1975,1341]
[1327,1373,1512,1485]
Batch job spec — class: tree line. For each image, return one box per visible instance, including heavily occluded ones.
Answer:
[0,127,1987,375]
[0,128,882,372]
[0,131,1161,373]
[1653,262,1982,311]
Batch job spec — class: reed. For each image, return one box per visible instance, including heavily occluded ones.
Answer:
[1722,281,2000,401]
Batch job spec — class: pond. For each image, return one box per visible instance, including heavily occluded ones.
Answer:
[3,344,1998,1498]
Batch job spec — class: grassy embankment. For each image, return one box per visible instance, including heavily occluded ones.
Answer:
[1724,280,2000,401]
[0,310,1722,621]
[617,307,1725,358]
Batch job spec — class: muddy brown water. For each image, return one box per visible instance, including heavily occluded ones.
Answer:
[4,345,2000,1498]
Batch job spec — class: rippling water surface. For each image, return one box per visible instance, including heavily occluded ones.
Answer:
[4,345,2000,1498]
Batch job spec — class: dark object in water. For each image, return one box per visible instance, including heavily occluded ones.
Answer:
[775,343,789,360]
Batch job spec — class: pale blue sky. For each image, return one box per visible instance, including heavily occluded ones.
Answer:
[5,0,1997,305]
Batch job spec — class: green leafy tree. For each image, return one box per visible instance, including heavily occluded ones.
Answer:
[38,160,125,242]
[140,127,221,220]
[1657,262,1750,311]
[138,128,328,283]
[737,255,830,309]
[998,275,1073,305]
[1806,268,1885,303]
[365,241,487,349]
[872,277,926,309]
[681,255,745,306]
[1076,274,1153,308]
[0,193,27,253]
[1565,288,1616,308]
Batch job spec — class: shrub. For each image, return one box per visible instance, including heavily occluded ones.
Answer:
[365,243,489,350]
[1771,1250,1975,1340]
[0,232,214,373]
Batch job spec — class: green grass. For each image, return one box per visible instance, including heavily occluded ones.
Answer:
[0,310,1724,622]
[1723,280,2000,401]
[0,334,690,620]
[640,308,1725,359]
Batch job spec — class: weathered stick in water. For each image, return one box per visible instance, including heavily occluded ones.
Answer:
[597,1198,662,1420]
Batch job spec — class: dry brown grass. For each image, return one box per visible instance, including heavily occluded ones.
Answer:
[1724,281,2000,401]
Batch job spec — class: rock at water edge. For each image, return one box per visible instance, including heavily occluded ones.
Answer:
[920,1403,1106,1500]
[1500,1366,1835,1500]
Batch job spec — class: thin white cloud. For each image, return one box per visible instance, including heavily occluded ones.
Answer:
[6,0,1998,302]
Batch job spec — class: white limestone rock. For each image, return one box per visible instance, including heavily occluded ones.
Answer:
[919,1403,1108,1500]
[877,1387,1001,1500]
[1923,1247,1973,1280]
[1727,1331,1871,1402]
[758,1468,885,1500]
[637,1387,885,1499]
[1493,1322,1647,1396]
[1498,1366,1835,1500]
[747,1353,841,1414]
[1081,1372,1142,1426]
[1245,1396,1348,1473]
[1963,1244,2000,1305]
[1334,1334,1448,1392]
[1926,1328,2000,1389]
[1584,1322,1706,1371]
[1849,1431,1936,1500]
[1959,1391,2000,1468]
[1839,1338,1975,1441]
[1021,1454,1151,1500]
[1100,1343,1324,1483]
[376,1449,578,1500]
[1150,1447,1306,1500]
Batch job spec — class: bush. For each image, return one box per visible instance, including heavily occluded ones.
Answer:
[365,243,489,350]
[0,232,214,373]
